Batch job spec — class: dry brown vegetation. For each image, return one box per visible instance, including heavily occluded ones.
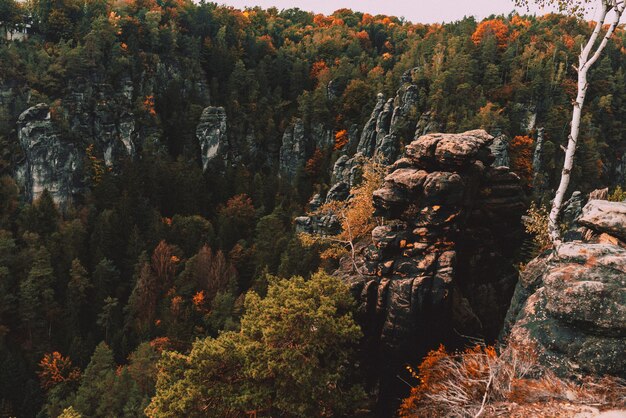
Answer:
[399,344,626,418]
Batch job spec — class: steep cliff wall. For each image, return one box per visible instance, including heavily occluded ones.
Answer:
[15,104,82,206]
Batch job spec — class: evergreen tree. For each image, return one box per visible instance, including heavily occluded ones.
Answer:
[65,259,91,335]
[147,272,365,417]
[19,245,56,347]
[73,342,116,417]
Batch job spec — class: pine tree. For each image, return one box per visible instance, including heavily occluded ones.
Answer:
[73,342,116,416]
[19,246,56,347]
[147,272,365,417]
[65,259,91,334]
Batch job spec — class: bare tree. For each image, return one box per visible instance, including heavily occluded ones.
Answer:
[516,0,625,246]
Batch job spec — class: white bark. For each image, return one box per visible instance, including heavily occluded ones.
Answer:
[548,0,625,246]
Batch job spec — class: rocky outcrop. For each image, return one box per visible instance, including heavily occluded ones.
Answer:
[356,68,423,163]
[489,133,510,168]
[15,104,82,206]
[505,199,626,379]
[414,110,440,138]
[279,119,307,181]
[196,106,227,170]
[357,93,386,157]
[320,69,426,207]
[63,78,137,168]
[278,119,333,182]
[336,129,526,413]
[578,199,626,241]
[13,77,144,205]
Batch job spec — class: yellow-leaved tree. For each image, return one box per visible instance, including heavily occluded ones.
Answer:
[300,156,387,273]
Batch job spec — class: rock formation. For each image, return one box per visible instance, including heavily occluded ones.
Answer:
[335,129,526,412]
[63,78,137,167]
[13,78,141,206]
[579,199,626,241]
[278,119,308,181]
[489,133,510,168]
[196,106,227,171]
[278,119,333,182]
[504,200,626,378]
[356,68,422,163]
[15,104,82,206]
[357,93,386,157]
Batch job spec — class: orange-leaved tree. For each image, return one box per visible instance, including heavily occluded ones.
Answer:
[38,352,81,390]
[509,135,535,187]
[471,19,510,48]
[334,130,349,151]
[300,156,387,273]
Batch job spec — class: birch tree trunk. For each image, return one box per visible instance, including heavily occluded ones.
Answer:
[548,0,625,246]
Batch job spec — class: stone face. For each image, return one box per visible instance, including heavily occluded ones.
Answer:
[326,182,350,202]
[563,191,584,226]
[505,222,626,378]
[16,104,82,207]
[578,200,626,241]
[196,106,227,171]
[383,168,428,192]
[338,129,526,412]
[414,110,440,138]
[279,119,306,181]
[14,78,142,206]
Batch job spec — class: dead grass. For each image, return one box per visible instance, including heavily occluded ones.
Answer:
[398,343,626,418]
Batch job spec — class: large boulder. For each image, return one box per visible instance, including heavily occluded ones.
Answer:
[578,199,626,241]
[504,199,626,379]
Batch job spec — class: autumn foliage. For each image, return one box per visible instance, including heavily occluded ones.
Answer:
[143,95,156,116]
[38,352,81,389]
[472,19,510,48]
[151,240,179,288]
[509,135,535,187]
[334,129,349,151]
[305,148,325,177]
[399,344,626,417]
[301,156,387,264]
[310,60,328,80]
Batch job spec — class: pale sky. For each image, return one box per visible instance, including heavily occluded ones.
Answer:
[216,0,569,23]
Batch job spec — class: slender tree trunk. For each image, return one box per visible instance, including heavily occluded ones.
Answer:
[548,0,624,246]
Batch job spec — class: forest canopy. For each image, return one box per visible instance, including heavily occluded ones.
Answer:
[1,1,626,416]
